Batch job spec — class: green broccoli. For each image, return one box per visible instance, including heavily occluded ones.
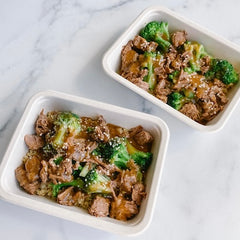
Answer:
[126,141,152,171]
[205,59,239,85]
[72,165,83,179]
[131,151,152,171]
[52,178,84,197]
[167,92,185,110]
[184,41,210,72]
[53,156,64,165]
[84,169,112,194]
[52,112,81,148]
[93,137,130,169]
[142,52,159,90]
[140,21,171,52]
[42,143,57,158]
[168,70,180,83]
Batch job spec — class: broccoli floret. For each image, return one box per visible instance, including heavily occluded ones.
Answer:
[126,141,152,170]
[52,178,84,197]
[42,144,57,158]
[131,152,152,171]
[168,70,180,83]
[52,112,81,148]
[167,92,185,110]
[85,169,112,194]
[205,59,239,85]
[140,21,171,52]
[72,165,83,179]
[53,156,64,165]
[93,137,130,169]
[142,52,160,90]
[184,41,210,72]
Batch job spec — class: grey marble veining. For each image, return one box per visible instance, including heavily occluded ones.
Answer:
[1,0,240,239]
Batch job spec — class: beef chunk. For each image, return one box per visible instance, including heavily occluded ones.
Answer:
[40,160,48,183]
[180,103,200,121]
[132,183,146,206]
[121,169,137,193]
[35,110,50,136]
[129,125,143,138]
[24,134,44,150]
[173,69,190,91]
[134,130,153,146]
[120,40,138,73]
[133,35,158,52]
[15,165,39,194]
[90,116,110,142]
[154,79,171,103]
[171,31,187,47]
[88,196,110,217]
[110,194,138,221]
[48,158,73,184]
[57,186,75,206]
[24,155,41,182]
[132,78,149,91]
[200,55,211,74]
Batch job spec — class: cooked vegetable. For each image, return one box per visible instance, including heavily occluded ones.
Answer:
[140,21,171,52]
[142,52,159,90]
[52,178,84,197]
[167,92,185,110]
[52,112,81,148]
[93,137,130,169]
[205,59,239,85]
[85,169,112,194]
[184,41,210,72]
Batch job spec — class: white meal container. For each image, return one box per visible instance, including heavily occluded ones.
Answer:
[102,6,240,132]
[0,90,169,236]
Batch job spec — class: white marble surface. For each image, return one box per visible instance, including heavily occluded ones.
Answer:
[1,0,240,239]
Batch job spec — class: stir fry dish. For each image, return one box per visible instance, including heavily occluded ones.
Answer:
[119,21,239,124]
[15,110,154,221]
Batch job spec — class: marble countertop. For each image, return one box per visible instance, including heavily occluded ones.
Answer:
[1,0,240,239]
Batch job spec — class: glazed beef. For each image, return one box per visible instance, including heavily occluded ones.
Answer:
[88,196,110,217]
[90,116,110,142]
[24,134,44,150]
[57,186,75,206]
[133,35,158,52]
[110,194,138,221]
[15,165,40,194]
[132,183,146,206]
[171,31,187,47]
[180,103,200,121]
[35,110,50,136]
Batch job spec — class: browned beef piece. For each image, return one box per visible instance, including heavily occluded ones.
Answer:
[15,165,39,194]
[165,46,177,73]
[129,125,153,145]
[154,79,171,103]
[129,125,143,138]
[24,134,44,150]
[90,116,110,142]
[173,69,190,90]
[132,183,146,206]
[200,55,211,74]
[110,194,138,221]
[132,78,149,91]
[133,35,158,52]
[57,186,75,206]
[67,137,87,161]
[40,160,48,183]
[181,51,192,67]
[88,196,110,217]
[180,103,200,121]
[120,40,138,73]
[171,31,187,47]
[35,110,50,136]
[200,100,220,122]
[48,158,73,184]
[25,155,41,182]
[134,130,153,146]
[121,169,137,193]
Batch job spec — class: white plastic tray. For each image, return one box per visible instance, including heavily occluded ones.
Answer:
[102,6,240,132]
[0,90,169,236]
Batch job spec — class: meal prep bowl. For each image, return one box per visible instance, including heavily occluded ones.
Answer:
[102,6,240,132]
[0,90,169,236]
